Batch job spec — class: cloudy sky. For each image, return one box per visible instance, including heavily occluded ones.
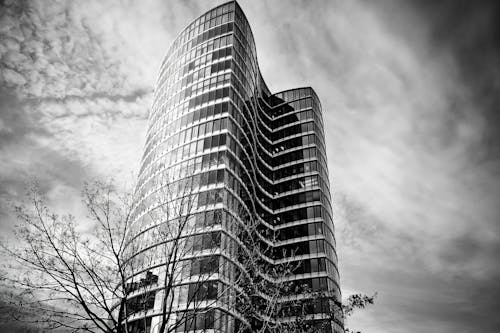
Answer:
[1,0,499,332]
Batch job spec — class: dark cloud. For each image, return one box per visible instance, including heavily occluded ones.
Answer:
[421,0,500,160]
[0,293,71,333]
[409,1,500,96]
[0,88,91,233]
[371,0,500,159]
[325,1,500,331]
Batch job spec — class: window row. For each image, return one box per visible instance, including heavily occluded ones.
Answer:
[272,97,323,131]
[156,68,230,115]
[131,207,228,244]
[271,107,319,129]
[175,307,246,333]
[273,147,319,168]
[291,257,327,275]
[137,150,227,199]
[275,239,328,258]
[162,1,234,71]
[140,131,227,178]
[143,111,228,163]
[289,276,332,294]
[154,34,233,112]
[273,160,321,181]
[277,222,324,241]
[197,188,225,207]
[274,133,325,157]
[191,22,234,48]
[149,98,231,155]
[125,291,156,315]
[186,231,221,253]
[187,280,218,302]
[273,175,321,195]
[272,88,316,107]
[175,308,215,332]
[190,255,220,276]
[281,297,334,317]
[126,317,151,333]
[155,76,230,124]
[187,44,232,74]
[186,46,231,78]
[125,222,221,257]
[189,86,230,109]
[274,204,332,227]
[271,120,316,142]
[125,271,158,294]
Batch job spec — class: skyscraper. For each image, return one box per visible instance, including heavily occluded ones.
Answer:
[126,1,341,332]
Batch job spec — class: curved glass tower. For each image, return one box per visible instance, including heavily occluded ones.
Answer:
[125,2,342,332]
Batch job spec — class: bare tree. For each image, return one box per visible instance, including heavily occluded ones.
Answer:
[342,293,377,333]
[132,166,227,333]
[275,288,376,333]
[0,169,227,333]
[226,211,376,333]
[230,260,375,333]
[229,221,302,333]
[1,170,375,333]
[0,181,134,333]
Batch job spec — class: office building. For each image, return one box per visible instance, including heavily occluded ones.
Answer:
[125,2,342,332]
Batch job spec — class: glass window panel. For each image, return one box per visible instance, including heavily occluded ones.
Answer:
[206,121,213,133]
[213,119,221,132]
[212,135,219,147]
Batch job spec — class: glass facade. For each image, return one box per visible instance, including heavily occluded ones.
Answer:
[125,1,342,332]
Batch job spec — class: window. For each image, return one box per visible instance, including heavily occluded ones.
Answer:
[219,133,226,146]
[213,119,221,132]
[198,191,207,206]
[206,120,213,133]
[204,137,211,150]
[188,281,218,301]
[208,170,217,184]
[217,169,225,183]
[212,135,219,147]
[310,258,318,272]
[196,139,204,152]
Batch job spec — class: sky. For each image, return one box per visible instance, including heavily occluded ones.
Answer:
[1,0,499,332]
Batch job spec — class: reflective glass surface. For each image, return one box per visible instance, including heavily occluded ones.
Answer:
[126,2,342,332]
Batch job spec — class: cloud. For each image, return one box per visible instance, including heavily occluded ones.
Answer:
[0,95,87,250]
[0,0,228,185]
[0,0,499,332]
